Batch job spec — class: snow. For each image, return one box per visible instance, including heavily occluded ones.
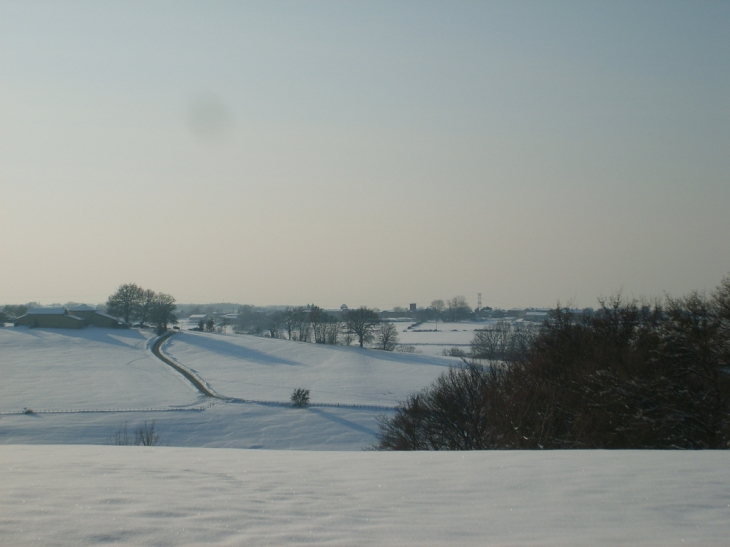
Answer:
[0,402,383,450]
[25,307,68,315]
[397,321,487,356]
[163,330,455,405]
[68,304,97,312]
[2,325,729,546]
[0,327,415,450]
[1,446,728,546]
[0,328,199,413]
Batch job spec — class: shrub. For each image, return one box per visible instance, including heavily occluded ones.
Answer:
[376,361,508,450]
[291,388,310,407]
[470,321,538,361]
[135,420,159,446]
[113,420,160,446]
[395,345,416,353]
[442,347,467,357]
[113,422,132,445]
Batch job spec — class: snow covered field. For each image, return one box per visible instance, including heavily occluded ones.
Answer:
[397,321,491,356]
[2,325,729,546]
[2,326,455,450]
[0,401,382,450]
[0,327,199,413]
[163,330,455,405]
[2,446,728,546]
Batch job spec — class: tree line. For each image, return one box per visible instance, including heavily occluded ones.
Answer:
[377,275,730,450]
[235,304,400,350]
[106,283,177,334]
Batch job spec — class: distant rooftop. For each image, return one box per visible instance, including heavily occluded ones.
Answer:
[69,304,96,312]
[28,307,68,315]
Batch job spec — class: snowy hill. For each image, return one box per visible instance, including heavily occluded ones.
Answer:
[3,327,729,546]
[2,445,728,546]
[0,327,458,450]
[163,330,455,405]
[0,327,198,413]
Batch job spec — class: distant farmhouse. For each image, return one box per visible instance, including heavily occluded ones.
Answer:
[187,314,208,324]
[14,305,127,329]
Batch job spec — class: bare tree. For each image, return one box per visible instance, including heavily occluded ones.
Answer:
[325,318,342,345]
[430,299,445,330]
[445,295,472,322]
[342,329,355,346]
[106,283,144,323]
[309,304,329,344]
[136,289,156,326]
[135,420,160,446]
[266,311,283,338]
[376,362,506,450]
[113,420,160,446]
[150,293,177,335]
[282,307,297,340]
[376,322,399,351]
[343,307,380,348]
[471,321,538,361]
[293,306,310,342]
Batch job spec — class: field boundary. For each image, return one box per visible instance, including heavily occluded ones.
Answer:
[223,398,395,411]
[0,406,209,416]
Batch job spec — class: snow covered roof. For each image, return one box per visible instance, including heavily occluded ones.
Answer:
[27,307,68,315]
[94,311,124,322]
[69,304,97,312]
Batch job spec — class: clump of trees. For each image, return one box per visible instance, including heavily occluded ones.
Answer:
[106,283,177,334]
[377,276,730,450]
[470,321,539,361]
[232,304,398,351]
[412,296,474,325]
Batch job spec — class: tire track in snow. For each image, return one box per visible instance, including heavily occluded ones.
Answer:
[151,331,222,399]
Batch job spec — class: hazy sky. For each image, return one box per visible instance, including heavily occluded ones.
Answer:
[1,1,729,309]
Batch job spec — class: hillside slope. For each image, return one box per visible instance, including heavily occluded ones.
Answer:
[163,331,456,405]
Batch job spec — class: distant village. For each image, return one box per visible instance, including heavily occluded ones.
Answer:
[1,298,593,332]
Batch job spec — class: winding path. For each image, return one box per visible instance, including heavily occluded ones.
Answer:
[151,331,222,399]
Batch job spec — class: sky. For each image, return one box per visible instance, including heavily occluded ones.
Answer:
[1,1,729,310]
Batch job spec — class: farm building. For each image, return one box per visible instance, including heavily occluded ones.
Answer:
[68,304,128,328]
[14,306,127,329]
[187,314,208,325]
[14,307,86,329]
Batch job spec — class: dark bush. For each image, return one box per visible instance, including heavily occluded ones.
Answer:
[377,276,730,450]
[291,388,310,407]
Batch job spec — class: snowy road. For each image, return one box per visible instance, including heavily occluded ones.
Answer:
[151,331,221,398]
